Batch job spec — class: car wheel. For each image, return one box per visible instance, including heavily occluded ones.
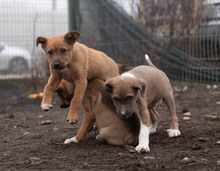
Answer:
[9,57,27,74]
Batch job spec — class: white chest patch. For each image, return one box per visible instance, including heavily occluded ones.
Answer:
[121,72,135,78]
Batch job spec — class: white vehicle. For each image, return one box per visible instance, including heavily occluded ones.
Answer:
[0,42,32,74]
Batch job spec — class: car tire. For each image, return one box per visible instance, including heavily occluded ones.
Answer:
[9,57,28,74]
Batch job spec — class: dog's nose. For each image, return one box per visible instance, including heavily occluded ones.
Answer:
[119,111,127,118]
[120,111,126,115]
[53,61,61,69]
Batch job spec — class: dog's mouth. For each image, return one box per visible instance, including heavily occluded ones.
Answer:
[117,112,133,119]
[52,61,65,70]
[53,66,65,70]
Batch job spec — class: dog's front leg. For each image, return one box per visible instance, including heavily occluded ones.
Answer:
[41,74,61,111]
[135,100,151,153]
[67,79,87,124]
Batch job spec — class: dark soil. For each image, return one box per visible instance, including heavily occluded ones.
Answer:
[0,80,220,170]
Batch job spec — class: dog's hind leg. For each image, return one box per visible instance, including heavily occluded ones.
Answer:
[64,96,95,144]
[64,112,95,144]
[98,126,128,146]
[75,111,96,141]
[149,107,160,134]
[163,93,181,137]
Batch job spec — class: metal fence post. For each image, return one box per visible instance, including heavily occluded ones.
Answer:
[68,0,80,31]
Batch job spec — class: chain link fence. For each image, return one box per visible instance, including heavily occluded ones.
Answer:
[0,0,68,86]
[73,0,220,83]
[0,0,219,85]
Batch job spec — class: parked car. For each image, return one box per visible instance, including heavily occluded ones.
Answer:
[0,42,32,74]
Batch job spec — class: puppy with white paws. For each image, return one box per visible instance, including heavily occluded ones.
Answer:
[105,54,181,153]
[55,79,140,147]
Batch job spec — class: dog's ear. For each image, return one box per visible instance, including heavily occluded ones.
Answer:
[64,31,80,44]
[132,78,146,98]
[36,37,47,47]
[105,79,114,94]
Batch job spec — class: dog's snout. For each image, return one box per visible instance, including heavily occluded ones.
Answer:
[119,110,126,116]
[116,105,133,119]
[118,110,129,118]
[53,61,61,70]
[53,61,60,68]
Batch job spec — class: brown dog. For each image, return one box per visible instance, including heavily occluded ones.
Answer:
[105,54,181,153]
[55,79,139,146]
[36,31,119,124]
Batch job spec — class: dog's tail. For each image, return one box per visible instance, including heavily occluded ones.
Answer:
[145,54,156,68]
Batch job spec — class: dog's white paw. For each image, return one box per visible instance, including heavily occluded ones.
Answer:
[150,123,158,134]
[64,137,78,144]
[149,128,156,134]
[135,143,150,153]
[167,129,181,137]
[41,104,52,111]
[95,135,104,142]
[95,135,100,140]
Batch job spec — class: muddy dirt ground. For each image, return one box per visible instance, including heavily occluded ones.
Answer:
[0,80,220,170]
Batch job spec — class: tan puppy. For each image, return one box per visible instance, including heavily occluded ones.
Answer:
[105,54,181,153]
[36,31,119,124]
[55,79,139,146]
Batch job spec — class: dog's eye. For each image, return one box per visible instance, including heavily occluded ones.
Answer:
[126,96,133,101]
[60,48,67,54]
[48,50,53,55]
[113,97,119,102]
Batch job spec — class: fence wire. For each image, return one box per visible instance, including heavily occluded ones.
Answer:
[0,0,219,84]
[75,0,220,83]
[0,0,68,80]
